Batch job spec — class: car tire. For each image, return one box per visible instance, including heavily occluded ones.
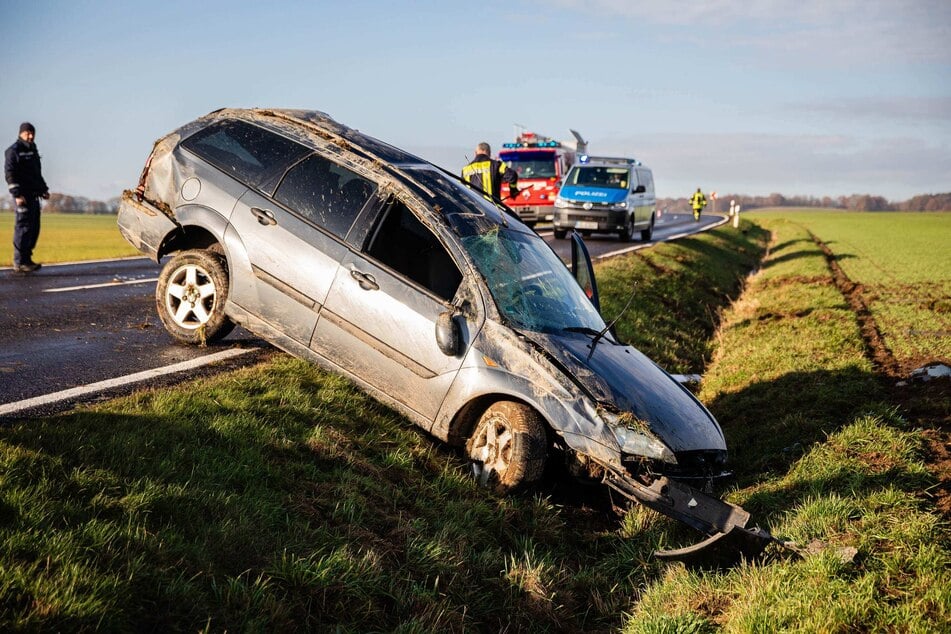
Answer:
[553,229,567,240]
[466,401,547,493]
[640,215,655,242]
[156,249,235,345]
[619,215,635,241]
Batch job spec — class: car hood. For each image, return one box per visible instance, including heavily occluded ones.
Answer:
[524,331,726,453]
[559,185,628,205]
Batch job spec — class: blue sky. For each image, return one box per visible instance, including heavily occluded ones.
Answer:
[2,0,949,202]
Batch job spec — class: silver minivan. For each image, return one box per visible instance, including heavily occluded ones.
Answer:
[553,157,656,242]
[118,109,769,563]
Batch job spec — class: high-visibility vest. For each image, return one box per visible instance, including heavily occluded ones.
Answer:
[462,155,516,200]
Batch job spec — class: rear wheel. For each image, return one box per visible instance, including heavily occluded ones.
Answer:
[553,228,568,240]
[156,249,235,345]
[640,214,655,241]
[466,401,547,493]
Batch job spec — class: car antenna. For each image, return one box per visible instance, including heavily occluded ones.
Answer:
[588,283,637,359]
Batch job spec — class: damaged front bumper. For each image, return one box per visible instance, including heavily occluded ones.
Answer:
[603,469,776,567]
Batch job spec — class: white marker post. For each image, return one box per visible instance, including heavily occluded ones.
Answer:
[733,204,741,228]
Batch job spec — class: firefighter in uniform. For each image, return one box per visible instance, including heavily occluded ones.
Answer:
[462,142,518,201]
[690,187,707,222]
[6,122,50,273]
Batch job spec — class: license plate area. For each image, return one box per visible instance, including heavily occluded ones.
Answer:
[575,220,598,230]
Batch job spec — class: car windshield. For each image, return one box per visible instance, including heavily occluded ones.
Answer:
[500,151,557,179]
[565,166,630,190]
[461,227,607,335]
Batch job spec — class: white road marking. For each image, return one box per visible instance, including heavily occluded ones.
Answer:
[44,277,159,293]
[0,348,255,416]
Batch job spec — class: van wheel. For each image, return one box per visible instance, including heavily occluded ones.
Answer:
[156,249,235,345]
[619,215,635,241]
[466,401,547,493]
[553,229,567,240]
[640,215,655,241]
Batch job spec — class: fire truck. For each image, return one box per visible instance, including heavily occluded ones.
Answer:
[498,127,587,227]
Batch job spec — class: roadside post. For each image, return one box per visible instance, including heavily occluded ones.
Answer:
[733,204,741,228]
[729,199,736,216]
[711,191,718,216]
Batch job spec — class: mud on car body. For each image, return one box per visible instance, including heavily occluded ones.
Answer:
[118,108,772,563]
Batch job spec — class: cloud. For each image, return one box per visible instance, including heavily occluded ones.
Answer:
[791,96,951,122]
[544,0,951,65]
[592,132,951,200]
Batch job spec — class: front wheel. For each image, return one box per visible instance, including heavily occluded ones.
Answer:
[619,215,634,241]
[553,228,568,240]
[156,249,235,345]
[466,401,547,493]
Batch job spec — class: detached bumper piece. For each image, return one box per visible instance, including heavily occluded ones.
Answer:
[605,473,775,568]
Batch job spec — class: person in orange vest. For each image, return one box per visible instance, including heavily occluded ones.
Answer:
[689,187,707,222]
[462,142,518,201]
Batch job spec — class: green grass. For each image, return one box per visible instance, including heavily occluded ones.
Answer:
[625,216,951,632]
[0,212,139,266]
[3,216,948,631]
[747,209,951,367]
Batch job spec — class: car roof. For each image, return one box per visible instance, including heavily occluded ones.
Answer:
[184,108,530,240]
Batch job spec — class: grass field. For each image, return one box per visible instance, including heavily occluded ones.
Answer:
[0,212,139,266]
[1,214,948,631]
[747,209,951,369]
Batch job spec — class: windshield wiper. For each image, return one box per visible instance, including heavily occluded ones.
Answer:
[563,326,603,337]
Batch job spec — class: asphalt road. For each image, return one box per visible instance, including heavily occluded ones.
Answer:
[0,211,722,416]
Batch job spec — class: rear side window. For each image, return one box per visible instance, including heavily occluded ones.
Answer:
[274,154,377,239]
[182,120,310,191]
[366,199,461,301]
[637,169,654,193]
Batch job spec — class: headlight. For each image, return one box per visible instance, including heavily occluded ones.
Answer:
[554,197,570,208]
[614,202,628,209]
[601,409,677,463]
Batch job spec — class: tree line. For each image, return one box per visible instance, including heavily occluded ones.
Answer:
[658,192,951,213]
[0,193,120,214]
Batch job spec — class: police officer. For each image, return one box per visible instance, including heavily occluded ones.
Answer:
[6,122,50,273]
[689,187,707,222]
[462,142,517,201]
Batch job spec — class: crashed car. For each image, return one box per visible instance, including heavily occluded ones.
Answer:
[118,108,771,563]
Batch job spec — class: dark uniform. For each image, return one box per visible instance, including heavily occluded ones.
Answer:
[5,130,48,268]
[462,153,517,201]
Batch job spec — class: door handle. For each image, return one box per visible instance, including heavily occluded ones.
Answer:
[250,207,277,226]
[350,268,379,291]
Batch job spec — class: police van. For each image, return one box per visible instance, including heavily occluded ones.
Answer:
[552,156,656,241]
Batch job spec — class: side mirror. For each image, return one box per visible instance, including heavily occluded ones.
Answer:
[435,311,462,356]
[633,184,646,194]
[570,231,601,312]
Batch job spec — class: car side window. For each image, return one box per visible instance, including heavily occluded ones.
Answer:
[274,154,377,239]
[366,199,462,302]
[181,120,310,191]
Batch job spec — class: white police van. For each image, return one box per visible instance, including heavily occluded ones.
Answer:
[552,156,656,241]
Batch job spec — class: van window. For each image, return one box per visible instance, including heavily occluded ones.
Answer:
[274,154,377,239]
[366,199,462,301]
[565,166,630,190]
[181,120,310,191]
[637,169,654,193]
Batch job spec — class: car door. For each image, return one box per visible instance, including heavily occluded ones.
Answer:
[228,153,377,344]
[310,196,469,422]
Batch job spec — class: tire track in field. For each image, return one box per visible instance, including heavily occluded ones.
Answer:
[808,230,902,377]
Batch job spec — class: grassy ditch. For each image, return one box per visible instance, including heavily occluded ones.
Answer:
[625,216,951,632]
[0,223,767,631]
[0,212,139,266]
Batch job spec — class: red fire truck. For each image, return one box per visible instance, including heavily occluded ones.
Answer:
[499,128,587,227]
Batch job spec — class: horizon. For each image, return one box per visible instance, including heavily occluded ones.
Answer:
[1,1,949,202]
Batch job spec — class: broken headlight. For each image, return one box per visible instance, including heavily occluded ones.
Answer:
[601,409,677,464]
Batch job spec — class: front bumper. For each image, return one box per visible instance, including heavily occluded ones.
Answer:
[553,207,627,232]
